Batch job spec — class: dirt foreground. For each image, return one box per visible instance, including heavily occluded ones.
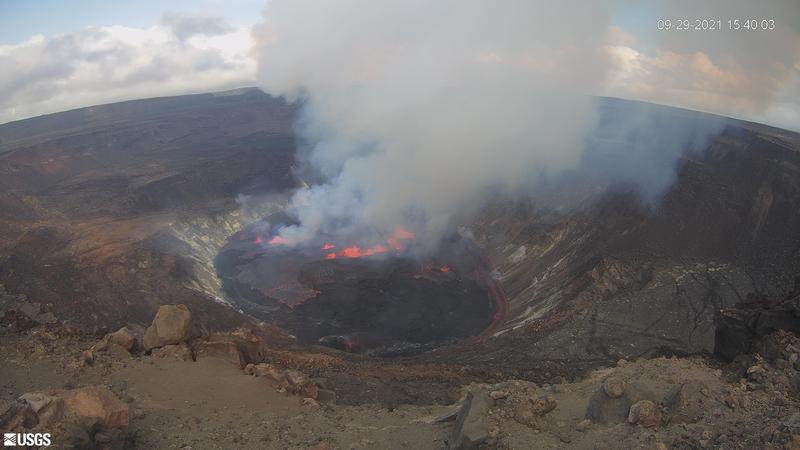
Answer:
[2,311,800,449]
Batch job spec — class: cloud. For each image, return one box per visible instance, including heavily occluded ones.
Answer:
[160,13,234,42]
[604,0,800,131]
[0,16,256,124]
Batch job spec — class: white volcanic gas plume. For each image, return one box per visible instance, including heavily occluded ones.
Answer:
[252,0,799,250]
[254,0,611,248]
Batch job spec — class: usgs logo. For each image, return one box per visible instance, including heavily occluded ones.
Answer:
[3,433,51,447]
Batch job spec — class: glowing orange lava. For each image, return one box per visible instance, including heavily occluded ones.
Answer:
[386,238,399,250]
[319,227,416,260]
[340,246,363,258]
[364,244,388,256]
[268,235,290,245]
[386,228,415,250]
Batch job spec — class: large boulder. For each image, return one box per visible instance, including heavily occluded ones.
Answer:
[18,393,63,426]
[449,388,493,450]
[602,377,625,398]
[714,292,800,362]
[195,340,247,368]
[143,304,192,351]
[0,399,38,431]
[627,400,661,428]
[194,330,267,368]
[514,394,558,427]
[0,302,57,330]
[285,370,319,399]
[58,386,129,429]
[108,327,136,352]
[585,381,656,425]
[661,382,708,424]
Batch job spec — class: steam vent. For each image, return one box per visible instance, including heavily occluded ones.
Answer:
[216,220,498,355]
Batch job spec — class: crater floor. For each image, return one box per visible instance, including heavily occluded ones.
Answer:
[215,226,495,355]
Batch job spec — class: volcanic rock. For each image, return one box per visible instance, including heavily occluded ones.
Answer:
[316,389,336,404]
[602,377,625,398]
[531,394,557,416]
[106,342,133,360]
[449,388,493,450]
[108,327,136,352]
[489,390,509,400]
[81,350,95,365]
[152,344,193,361]
[585,382,656,425]
[228,328,268,363]
[195,331,267,368]
[143,304,192,351]
[253,363,285,382]
[312,377,334,391]
[628,400,661,428]
[19,393,57,414]
[1,302,57,329]
[18,392,63,426]
[662,382,708,424]
[195,340,245,367]
[286,370,318,399]
[251,363,291,391]
[17,302,56,324]
[514,393,557,427]
[59,386,129,429]
[0,399,38,431]
[575,419,592,432]
[714,292,800,362]
[302,398,320,408]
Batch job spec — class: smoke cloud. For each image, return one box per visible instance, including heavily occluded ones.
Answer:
[605,1,800,131]
[254,0,613,247]
[253,0,798,248]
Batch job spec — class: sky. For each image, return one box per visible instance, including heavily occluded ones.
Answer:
[0,0,798,130]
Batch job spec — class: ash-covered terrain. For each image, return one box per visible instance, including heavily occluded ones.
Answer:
[1,89,800,449]
[1,87,799,374]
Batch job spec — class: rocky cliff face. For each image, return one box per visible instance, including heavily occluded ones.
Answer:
[159,204,290,308]
[0,89,297,330]
[445,113,800,375]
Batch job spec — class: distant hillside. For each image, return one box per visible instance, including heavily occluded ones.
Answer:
[0,88,282,150]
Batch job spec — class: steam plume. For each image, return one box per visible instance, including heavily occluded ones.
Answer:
[254,0,611,246]
[253,0,796,247]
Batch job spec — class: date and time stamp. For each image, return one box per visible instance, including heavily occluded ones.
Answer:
[657,18,776,32]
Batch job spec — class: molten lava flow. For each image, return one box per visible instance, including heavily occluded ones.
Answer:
[387,228,415,250]
[387,238,402,250]
[340,246,363,258]
[364,244,388,256]
[319,227,415,260]
[268,235,290,245]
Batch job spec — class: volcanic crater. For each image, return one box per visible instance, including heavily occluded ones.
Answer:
[2,88,799,381]
[215,221,498,355]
